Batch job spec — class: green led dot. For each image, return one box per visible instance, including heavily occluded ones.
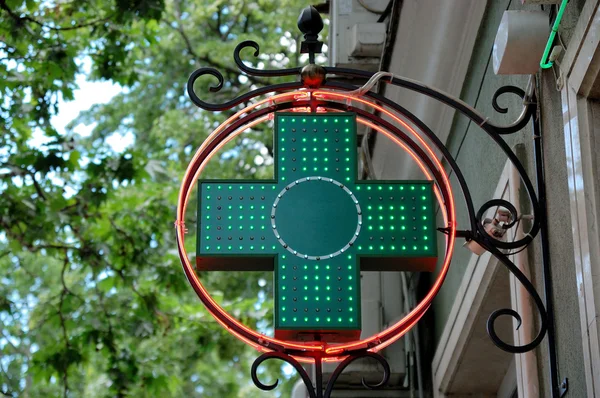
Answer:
[367,186,372,191]
[345,148,350,152]
[400,186,405,190]
[349,308,353,312]
[205,216,210,220]
[422,186,426,190]
[378,205,383,210]
[327,317,331,322]
[205,226,210,230]
[338,317,342,322]
[422,196,427,200]
[326,276,330,280]
[250,186,255,190]
[324,138,328,142]
[349,286,353,291]
[302,138,307,143]
[304,286,308,290]
[344,138,350,142]
[349,317,354,322]
[205,236,210,240]
[368,226,373,230]
[324,167,329,171]
[282,167,286,171]
[424,236,428,240]
[334,119,338,123]
[316,317,320,322]
[326,286,331,290]
[423,216,428,220]
[379,245,384,250]
[411,186,415,190]
[391,245,396,250]
[293,317,297,322]
[302,148,306,152]
[400,206,405,210]
[356,186,361,190]
[315,286,319,291]
[413,245,417,250]
[348,276,353,280]
[379,226,384,230]
[206,186,211,190]
[250,246,254,250]
[282,317,286,322]
[304,296,308,301]
[205,245,210,250]
[422,206,427,210]
[390,216,395,220]
[313,157,317,162]
[228,245,232,250]
[347,265,352,269]
[272,245,276,249]
[424,246,429,250]
[345,119,349,123]
[304,276,308,280]
[327,296,331,301]
[281,128,285,133]
[390,226,395,231]
[282,286,286,290]
[349,296,353,301]
[206,195,211,200]
[304,265,308,270]
[282,296,286,301]
[302,167,307,171]
[304,317,309,322]
[292,118,296,122]
[345,158,350,162]
[206,205,211,210]
[401,226,406,230]
[217,245,221,250]
[228,186,232,190]
[282,306,286,311]
[326,265,330,270]
[261,245,265,250]
[402,245,406,250]
[369,245,373,250]
[302,118,307,123]
[315,296,320,301]
[400,216,405,221]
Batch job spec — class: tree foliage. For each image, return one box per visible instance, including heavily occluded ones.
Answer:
[0,0,311,396]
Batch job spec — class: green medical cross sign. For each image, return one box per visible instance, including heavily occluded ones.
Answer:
[197,112,437,342]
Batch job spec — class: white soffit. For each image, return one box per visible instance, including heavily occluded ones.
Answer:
[371,0,487,180]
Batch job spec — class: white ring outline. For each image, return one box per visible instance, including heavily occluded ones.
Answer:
[270,176,362,260]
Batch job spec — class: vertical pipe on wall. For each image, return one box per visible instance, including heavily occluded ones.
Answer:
[532,82,562,398]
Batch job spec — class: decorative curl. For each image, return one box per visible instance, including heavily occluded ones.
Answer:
[324,352,390,395]
[251,352,316,397]
[486,85,535,134]
[234,40,301,77]
[476,199,535,250]
[480,242,548,353]
[186,67,302,111]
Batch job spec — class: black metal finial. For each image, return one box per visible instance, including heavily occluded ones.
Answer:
[298,6,324,64]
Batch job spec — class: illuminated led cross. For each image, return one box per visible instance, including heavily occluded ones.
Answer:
[197,113,437,342]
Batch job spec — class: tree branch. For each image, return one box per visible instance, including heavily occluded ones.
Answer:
[0,0,112,32]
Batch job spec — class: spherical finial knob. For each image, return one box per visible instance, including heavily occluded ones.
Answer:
[301,64,326,88]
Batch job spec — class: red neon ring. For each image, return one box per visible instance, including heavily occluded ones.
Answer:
[176,90,456,360]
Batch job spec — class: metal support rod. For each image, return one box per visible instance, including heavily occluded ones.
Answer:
[532,92,564,397]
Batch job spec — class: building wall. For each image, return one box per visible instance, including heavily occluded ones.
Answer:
[373,0,589,396]
[431,1,587,396]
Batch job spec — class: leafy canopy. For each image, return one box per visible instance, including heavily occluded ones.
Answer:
[0,0,313,396]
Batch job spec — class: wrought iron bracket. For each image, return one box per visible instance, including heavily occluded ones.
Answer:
[183,5,565,397]
[251,350,390,398]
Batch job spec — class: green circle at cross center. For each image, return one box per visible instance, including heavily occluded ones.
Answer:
[272,177,361,259]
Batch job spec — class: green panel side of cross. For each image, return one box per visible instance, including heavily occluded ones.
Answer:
[197,113,437,341]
